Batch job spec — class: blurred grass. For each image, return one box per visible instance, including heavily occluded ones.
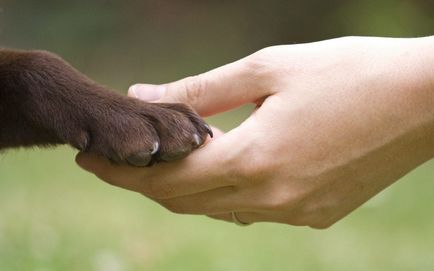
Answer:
[0,1,433,270]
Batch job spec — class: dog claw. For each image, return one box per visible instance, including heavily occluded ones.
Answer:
[77,136,89,151]
[192,134,202,147]
[151,141,159,155]
[204,123,213,138]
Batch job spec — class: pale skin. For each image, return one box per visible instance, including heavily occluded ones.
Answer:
[76,36,434,229]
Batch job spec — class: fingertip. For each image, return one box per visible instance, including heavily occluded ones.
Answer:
[128,84,165,101]
[127,84,139,98]
[75,151,89,170]
[75,152,107,173]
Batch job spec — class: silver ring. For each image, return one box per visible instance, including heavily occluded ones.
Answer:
[231,211,251,226]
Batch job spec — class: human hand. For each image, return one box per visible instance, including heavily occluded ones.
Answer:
[76,36,434,228]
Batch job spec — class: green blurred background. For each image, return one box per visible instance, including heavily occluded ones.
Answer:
[0,1,433,270]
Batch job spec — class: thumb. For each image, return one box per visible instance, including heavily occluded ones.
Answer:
[128,56,272,117]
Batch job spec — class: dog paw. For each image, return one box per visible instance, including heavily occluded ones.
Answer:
[67,97,212,167]
[1,49,211,166]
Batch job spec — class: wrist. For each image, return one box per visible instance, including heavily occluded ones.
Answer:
[369,37,434,159]
[407,36,434,157]
[414,35,434,101]
[413,36,434,146]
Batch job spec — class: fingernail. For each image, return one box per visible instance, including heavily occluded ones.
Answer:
[129,84,166,101]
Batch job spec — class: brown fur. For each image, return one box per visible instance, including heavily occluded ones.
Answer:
[0,49,211,166]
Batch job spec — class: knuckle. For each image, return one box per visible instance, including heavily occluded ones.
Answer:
[299,204,336,229]
[259,187,297,212]
[252,46,276,60]
[231,154,273,185]
[246,46,279,76]
[302,202,338,229]
[180,75,206,105]
[262,195,291,212]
